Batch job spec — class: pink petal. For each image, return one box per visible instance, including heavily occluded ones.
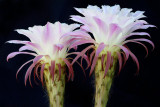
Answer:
[90,43,106,76]
[28,69,33,87]
[90,55,98,76]
[73,46,77,51]
[115,45,129,62]
[134,41,149,58]
[64,38,77,46]
[82,54,90,70]
[33,64,41,85]
[109,56,114,69]
[7,52,37,61]
[24,56,43,86]
[61,30,91,40]
[109,23,121,37]
[24,63,35,86]
[63,58,74,81]
[54,44,64,51]
[27,42,43,51]
[76,60,86,78]
[66,52,79,56]
[33,55,43,64]
[19,46,34,52]
[50,60,55,81]
[127,48,140,73]
[124,38,154,50]
[101,54,106,71]
[71,45,94,65]
[124,40,149,57]
[117,52,122,74]
[80,25,91,32]
[43,22,51,42]
[93,16,107,33]
[104,51,111,77]
[122,32,151,40]
[67,52,90,70]
[16,59,33,80]
[95,43,106,57]
[131,32,151,38]
[89,50,96,64]
[35,64,41,81]
[69,40,95,50]
[40,63,46,85]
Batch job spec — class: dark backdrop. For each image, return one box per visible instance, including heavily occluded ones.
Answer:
[0,0,160,107]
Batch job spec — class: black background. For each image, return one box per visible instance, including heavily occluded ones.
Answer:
[0,0,160,107]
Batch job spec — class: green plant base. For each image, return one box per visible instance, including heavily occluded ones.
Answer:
[44,67,65,107]
[94,57,117,107]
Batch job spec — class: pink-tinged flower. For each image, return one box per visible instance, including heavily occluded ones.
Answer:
[7,22,80,85]
[70,5,155,76]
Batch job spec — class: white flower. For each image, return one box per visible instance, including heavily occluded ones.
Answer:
[7,22,80,85]
[70,5,155,76]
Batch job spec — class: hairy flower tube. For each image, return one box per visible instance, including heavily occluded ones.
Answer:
[70,5,155,107]
[7,22,80,107]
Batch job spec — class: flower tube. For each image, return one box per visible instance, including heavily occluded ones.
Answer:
[70,5,155,107]
[7,22,80,107]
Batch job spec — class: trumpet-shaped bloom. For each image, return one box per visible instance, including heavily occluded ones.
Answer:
[7,22,80,85]
[70,5,155,76]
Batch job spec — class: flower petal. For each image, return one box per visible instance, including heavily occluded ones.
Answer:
[63,58,74,81]
[82,54,90,70]
[33,63,41,85]
[54,44,64,51]
[7,52,37,61]
[127,48,140,73]
[95,43,106,57]
[80,25,91,32]
[33,55,44,64]
[6,40,29,44]
[27,42,43,51]
[122,32,151,40]
[71,45,94,65]
[16,59,33,80]
[62,30,91,39]
[19,46,34,52]
[123,38,154,50]
[43,22,51,42]
[70,15,86,24]
[15,29,36,42]
[50,60,55,81]
[40,63,46,85]
[108,23,121,40]
[69,40,95,50]
[117,52,122,74]
[115,45,129,61]
[93,16,107,33]
[104,51,111,77]
[90,43,106,75]
[101,54,106,71]
[24,63,35,86]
